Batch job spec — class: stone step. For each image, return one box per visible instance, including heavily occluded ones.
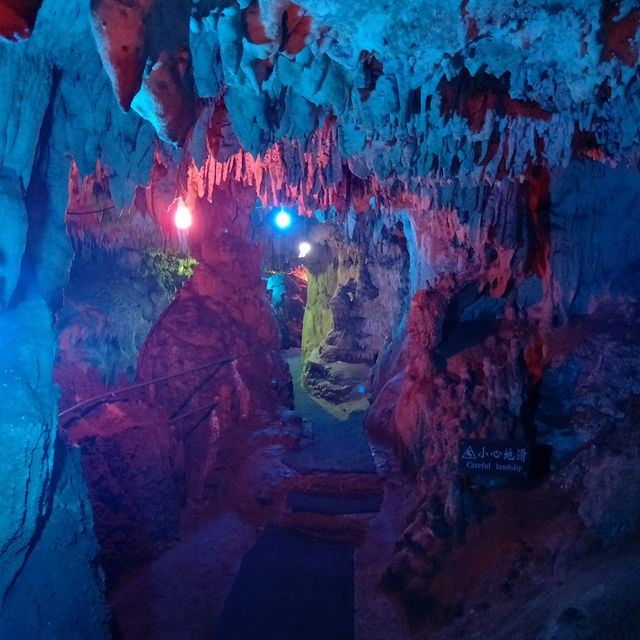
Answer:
[287,490,383,515]
[275,512,368,546]
[287,473,384,515]
[284,471,384,515]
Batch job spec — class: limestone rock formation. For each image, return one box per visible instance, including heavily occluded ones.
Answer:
[89,0,152,111]
[268,266,308,348]
[301,210,410,406]
[91,0,196,144]
[0,298,110,638]
[1,0,640,636]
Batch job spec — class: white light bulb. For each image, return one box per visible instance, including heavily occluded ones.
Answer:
[298,241,311,258]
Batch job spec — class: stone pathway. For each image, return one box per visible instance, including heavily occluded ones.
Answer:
[282,350,378,475]
[214,350,382,639]
[110,350,412,640]
[215,525,355,640]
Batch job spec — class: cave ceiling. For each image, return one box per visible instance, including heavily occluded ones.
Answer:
[1,0,638,219]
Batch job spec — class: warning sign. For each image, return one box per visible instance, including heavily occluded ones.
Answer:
[458,439,531,478]
[461,445,477,460]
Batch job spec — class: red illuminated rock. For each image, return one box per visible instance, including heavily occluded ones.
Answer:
[90,0,196,145]
[65,402,181,585]
[132,47,196,146]
[600,3,640,66]
[90,0,152,111]
[0,0,42,39]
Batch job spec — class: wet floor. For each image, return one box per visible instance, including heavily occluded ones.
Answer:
[214,350,381,640]
[282,349,377,475]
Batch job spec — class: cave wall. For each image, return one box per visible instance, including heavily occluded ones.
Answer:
[57,175,294,585]
[377,162,640,613]
[0,1,126,634]
[267,267,308,348]
[0,298,110,637]
[1,439,110,638]
[56,160,196,402]
[0,0,640,632]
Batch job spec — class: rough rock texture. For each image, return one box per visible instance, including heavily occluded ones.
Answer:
[0,298,110,638]
[0,1,125,635]
[184,0,640,184]
[267,266,308,348]
[1,439,111,638]
[91,0,196,144]
[136,180,294,417]
[301,210,409,407]
[2,0,640,634]
[55,246,191,391]
[0,1,42,39]
[56,158,196,403]
[89,0,153,111]
[134,245,293,499]
[58,178,294,586]
[65,402,181,586]
[370,165,640,618]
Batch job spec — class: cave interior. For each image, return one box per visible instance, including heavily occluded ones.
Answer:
[1,0,640,638]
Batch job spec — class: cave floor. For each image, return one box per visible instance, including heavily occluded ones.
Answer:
[282,348,378,475]
[110,350,414,640]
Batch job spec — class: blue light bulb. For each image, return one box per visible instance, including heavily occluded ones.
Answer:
[275,210,292,229]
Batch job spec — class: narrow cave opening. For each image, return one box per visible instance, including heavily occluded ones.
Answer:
[254,201,412,423]
[253,201,312,352]
[199,201,418,640]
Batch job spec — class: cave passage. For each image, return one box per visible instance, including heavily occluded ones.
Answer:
[214,348,380,638]
[7,1,640,637]
[108,346,386,639]
[283,350,377,475]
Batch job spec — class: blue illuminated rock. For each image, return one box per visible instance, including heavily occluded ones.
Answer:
[0,0,640,636]
[0,298,109,638]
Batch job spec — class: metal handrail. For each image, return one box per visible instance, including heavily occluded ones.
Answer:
[58,356,236,422]
[66,206,115,216]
